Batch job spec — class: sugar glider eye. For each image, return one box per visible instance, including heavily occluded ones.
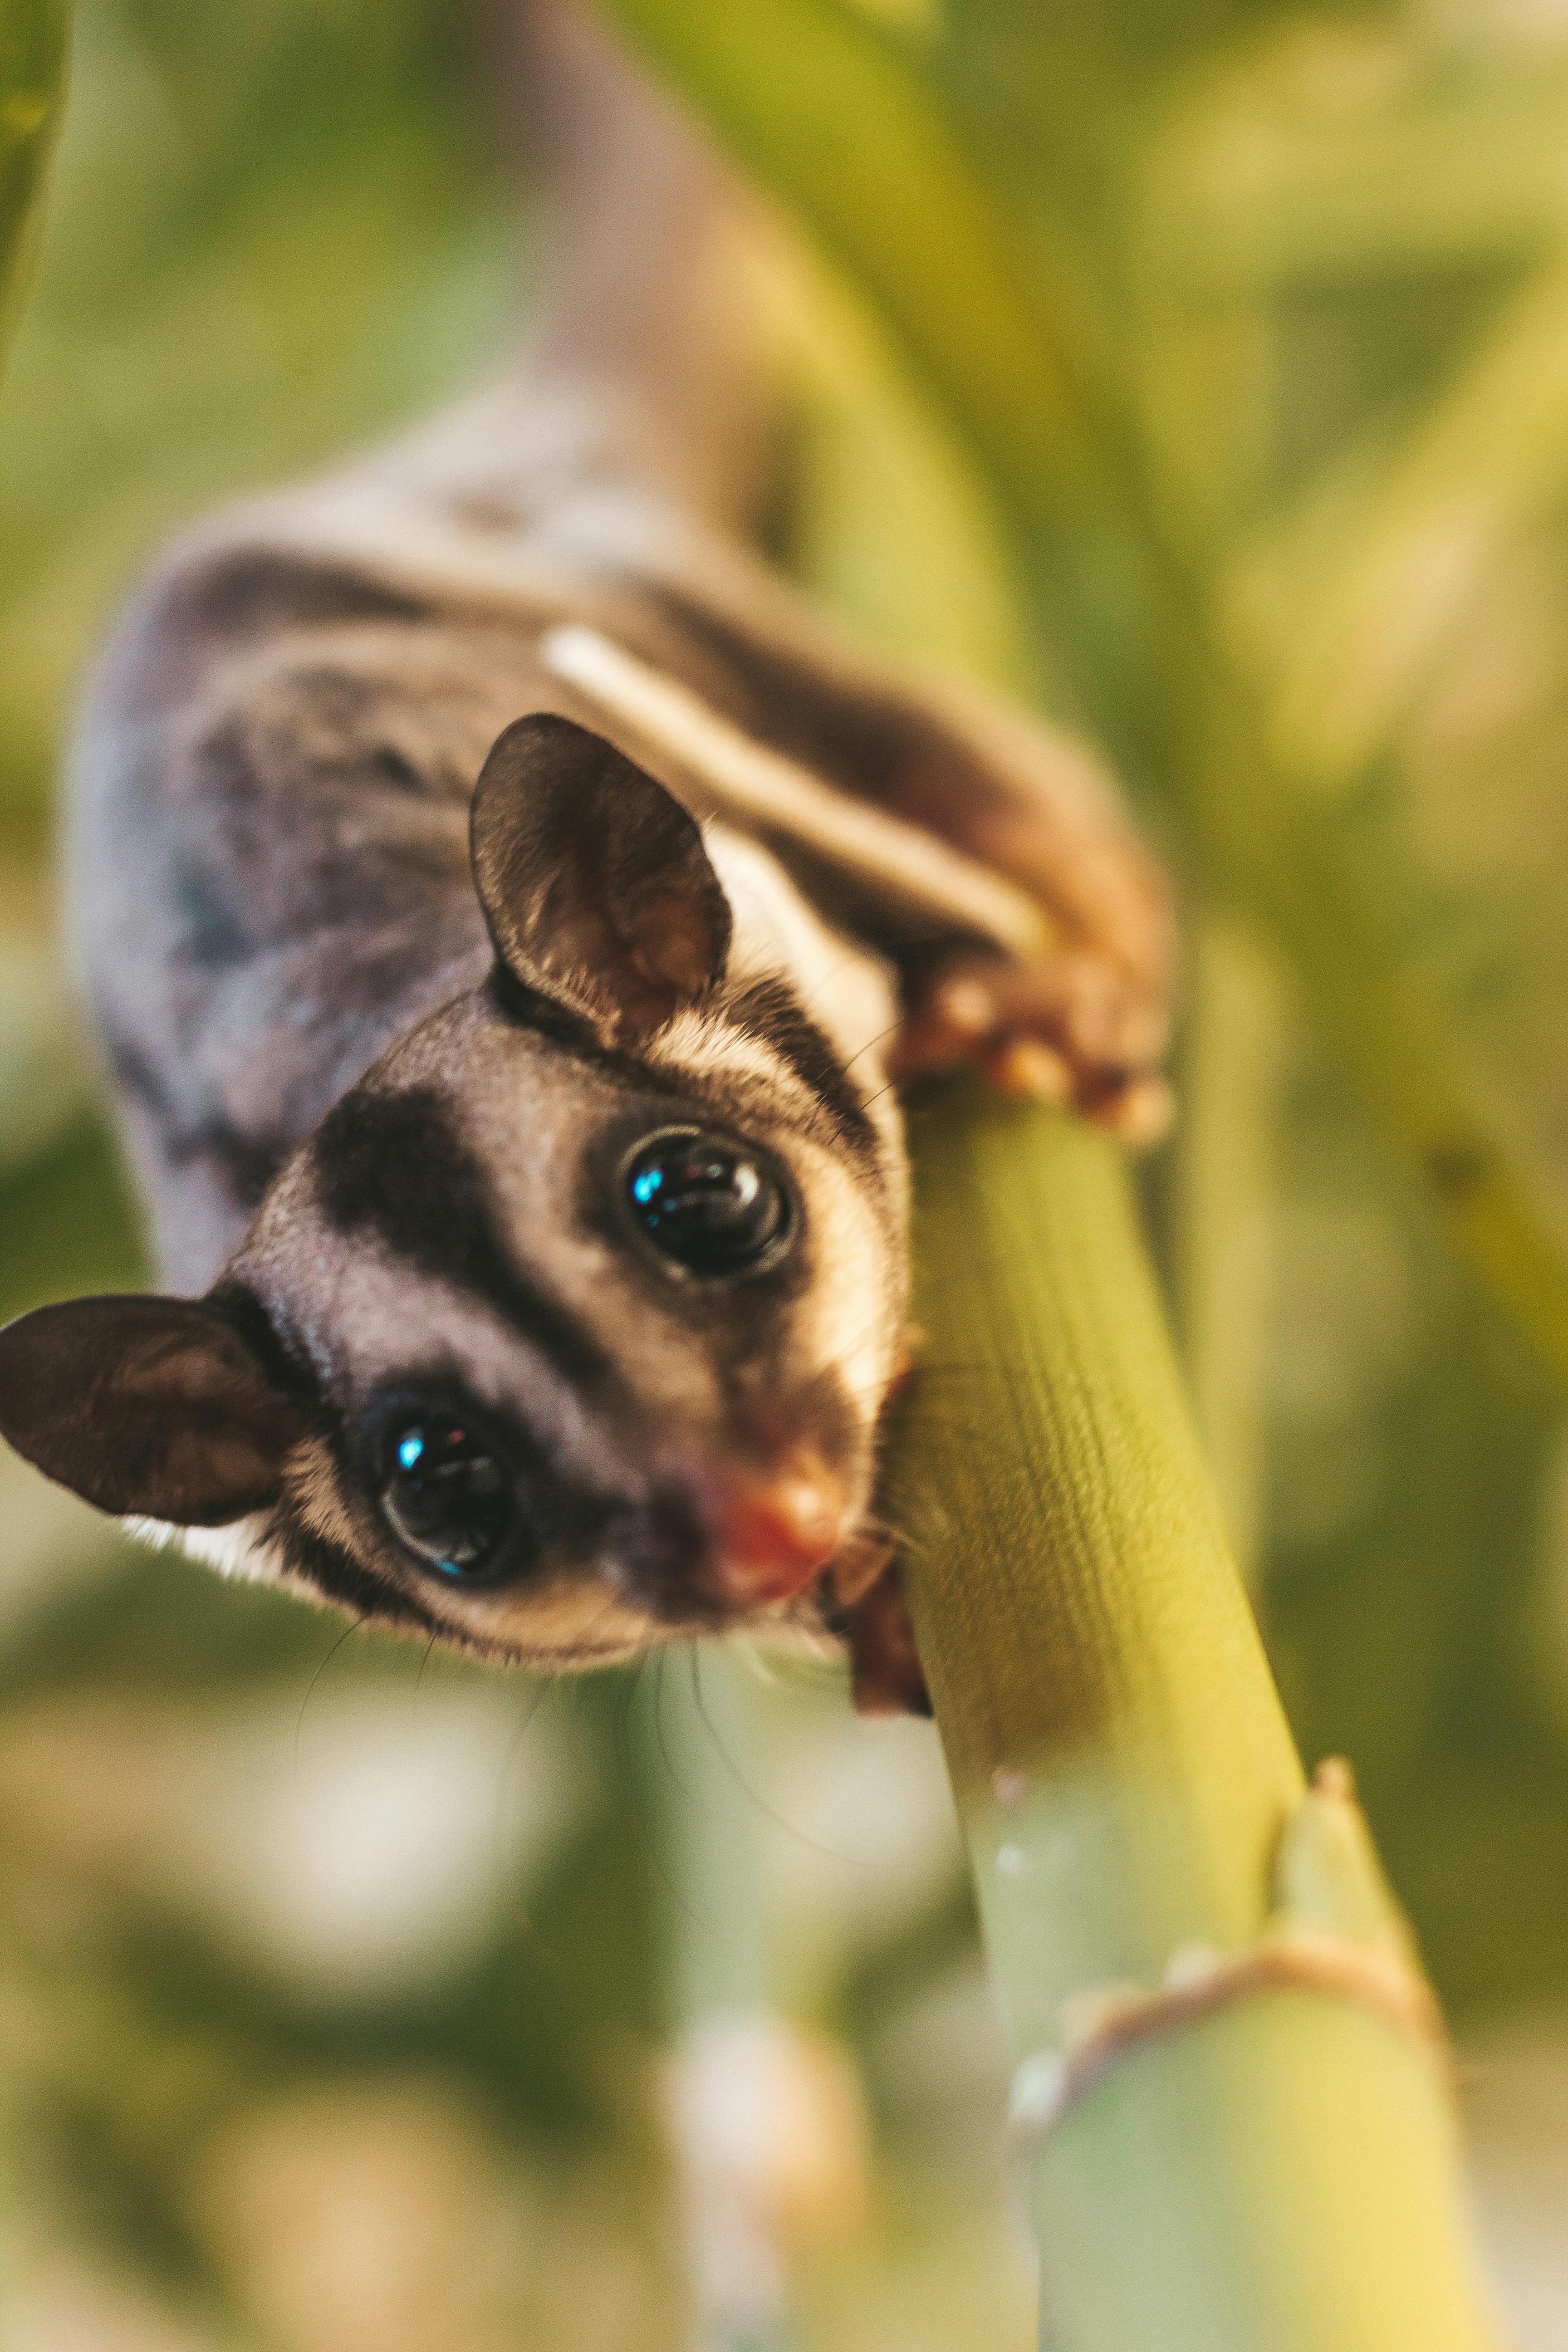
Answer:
[623,1129,792,1278]
[377,1413,525,1583]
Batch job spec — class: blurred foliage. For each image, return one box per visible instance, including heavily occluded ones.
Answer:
[0,0,510,858]
[7,0,1568,2342]
[0,0,69,374]
[608,0,1568,1386]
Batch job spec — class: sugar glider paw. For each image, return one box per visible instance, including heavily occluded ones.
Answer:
[887,949,1175,1147]
[879,692,1177,1142]
[844,1563,931,1718]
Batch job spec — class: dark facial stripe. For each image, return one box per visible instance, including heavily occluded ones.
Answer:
[485,964,697,1100]
[310,1084,610,1390]
[207,1277,325,1409]
[490,949,882,1175]
[725,976,883,1170]
[266,1502,441,1637]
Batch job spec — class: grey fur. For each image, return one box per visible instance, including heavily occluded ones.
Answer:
[0,3,1172,1698]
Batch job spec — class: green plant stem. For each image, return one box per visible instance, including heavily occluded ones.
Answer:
[0,0,70,383]
[889,1080,1504,2351]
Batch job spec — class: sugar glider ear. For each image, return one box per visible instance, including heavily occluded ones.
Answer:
[0,1294,309,1525]
[470,713,732,1045]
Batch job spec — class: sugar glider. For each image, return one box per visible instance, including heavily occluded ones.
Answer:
[0,2,1172,1711]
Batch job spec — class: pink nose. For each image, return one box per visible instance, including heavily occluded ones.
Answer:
[701,1452,848,1609]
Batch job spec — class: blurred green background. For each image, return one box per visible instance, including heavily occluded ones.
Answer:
[5,0,1568,2344]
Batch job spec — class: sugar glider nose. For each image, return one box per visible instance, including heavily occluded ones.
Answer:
[701,1449,848,1609]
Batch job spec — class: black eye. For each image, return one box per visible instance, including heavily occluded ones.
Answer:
[624,1129,792,1277]
[377,1414,522,1583]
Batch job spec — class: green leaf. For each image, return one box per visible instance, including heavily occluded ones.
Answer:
[0,0,70,381]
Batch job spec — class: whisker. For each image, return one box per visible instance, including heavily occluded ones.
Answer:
[647,1640,709,1815]
[689,1645,865,1868]
[412,1627,439,1715]
[842,1015,908,1079]
[798,947,875,1017]
[614,1653,705,1931]
[294,1614,364,1776]
[490,1667,556,1872]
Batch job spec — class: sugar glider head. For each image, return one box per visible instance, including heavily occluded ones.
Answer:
[0,715,908,1668]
